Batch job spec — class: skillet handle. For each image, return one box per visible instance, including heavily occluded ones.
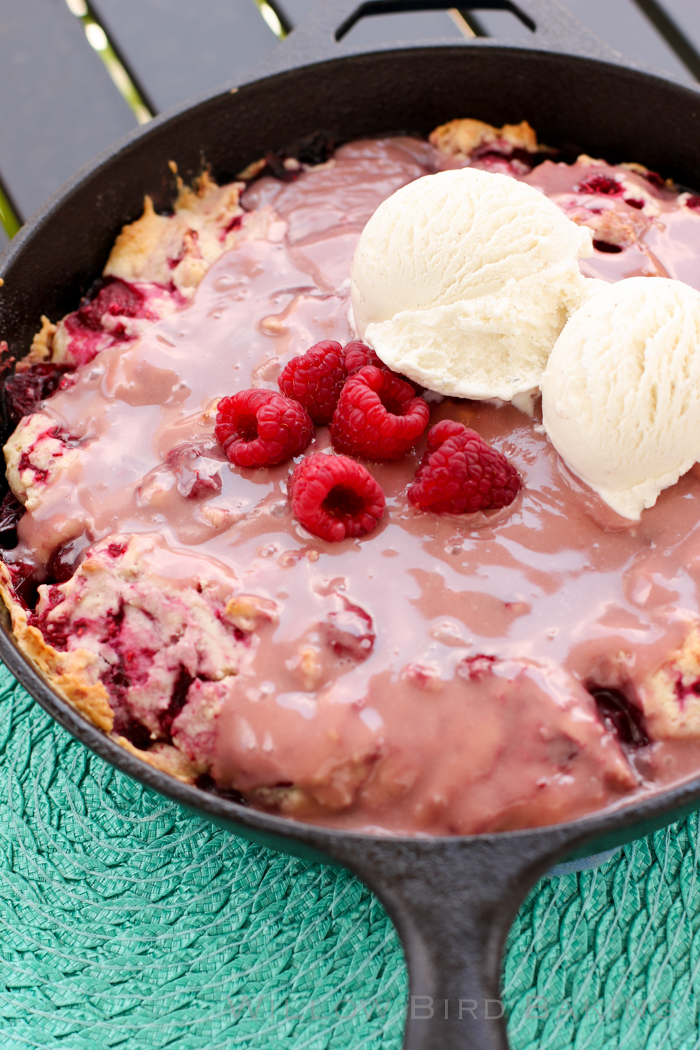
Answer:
[327,827,583,1050]
[252,0,621,80]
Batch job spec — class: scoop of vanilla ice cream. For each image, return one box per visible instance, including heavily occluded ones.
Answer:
[542,276,700,520]
[351,167,595,401]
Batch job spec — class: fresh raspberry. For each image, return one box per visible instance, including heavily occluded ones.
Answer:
[408,420,521,514]
[278,340,346,424]
[343,341,386,375]
[575,174,623,197]
[290,453,385,542]
[686,196,700,210]
[215,389,313,467]
[331,366,429,461]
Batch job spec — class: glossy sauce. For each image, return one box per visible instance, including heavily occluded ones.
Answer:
[10,136,700,835]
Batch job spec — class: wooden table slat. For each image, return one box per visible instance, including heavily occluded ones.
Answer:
[90,0,281,115]
[656,0,700,51]
[0,0,137,222]
[268,0,318,27]
[459,6,535,45]
[264,2,698,82]
[0,0,695,233]
[642,0,700,78]
[563,0,696,80]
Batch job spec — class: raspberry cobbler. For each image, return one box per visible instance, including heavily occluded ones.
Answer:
[3,119,700,835]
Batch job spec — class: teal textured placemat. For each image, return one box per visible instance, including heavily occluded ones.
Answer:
[1,661,698,1050]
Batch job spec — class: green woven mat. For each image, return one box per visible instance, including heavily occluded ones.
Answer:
[1,661,699,1050]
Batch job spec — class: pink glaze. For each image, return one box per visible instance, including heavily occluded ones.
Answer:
[9,136,700,835]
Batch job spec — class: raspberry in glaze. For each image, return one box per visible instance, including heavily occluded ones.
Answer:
[330,365,429,460]
[3,124,700,835]
[291,452,385,542]
[277,339,347,424]
[215,388,313,467]
[408,420,521,514]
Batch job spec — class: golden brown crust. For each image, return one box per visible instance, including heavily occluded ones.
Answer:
[0,564,114,732]
[639,627,700,738]
[103,196,176,285]
[429,118,540,159]
[104,172,244,298]
[79,173,267,339]
[237,158,267,181]
[19,316,56,371]
[115,737,203,783]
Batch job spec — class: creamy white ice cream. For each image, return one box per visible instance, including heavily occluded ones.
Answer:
[542,276,700,520]
[351,167,595,401]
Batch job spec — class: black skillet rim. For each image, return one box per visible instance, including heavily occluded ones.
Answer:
[1,41,700,868]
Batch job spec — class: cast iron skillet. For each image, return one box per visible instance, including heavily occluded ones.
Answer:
[2,2,700,1046]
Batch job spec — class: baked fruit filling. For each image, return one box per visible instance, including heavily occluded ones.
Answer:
[3,119,700,835]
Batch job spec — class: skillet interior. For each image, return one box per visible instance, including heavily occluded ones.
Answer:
[2,38,700,1050]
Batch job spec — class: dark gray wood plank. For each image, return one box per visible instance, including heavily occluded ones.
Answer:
[655,0,700,51]
[90,0,281,114]
[463,1,695,80]
[275,0,468,44]
[269,0,318,26]
[458,5,536,45]
[0,0,137,222]
[553,0,694,80]
[636,0,700,79]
